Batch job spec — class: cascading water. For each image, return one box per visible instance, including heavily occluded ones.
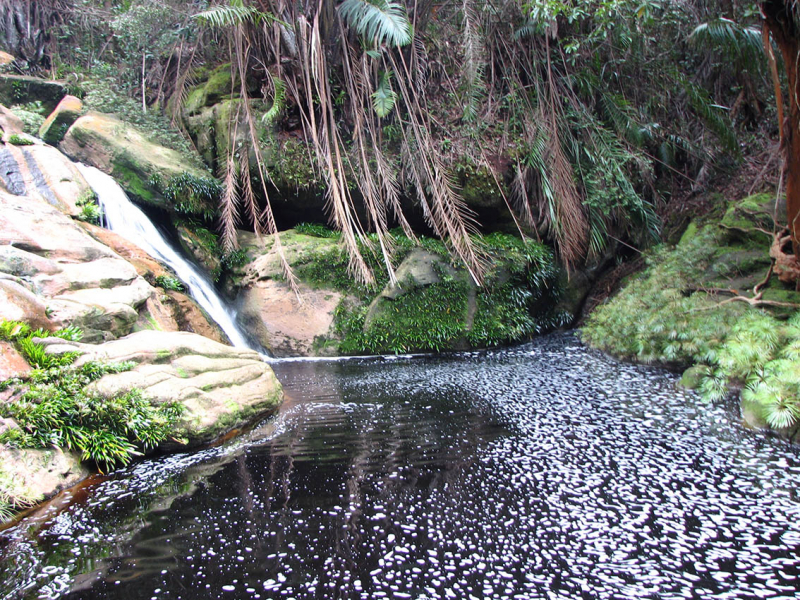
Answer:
[76,163,260,352]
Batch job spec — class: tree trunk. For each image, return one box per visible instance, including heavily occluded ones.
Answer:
[762,1,800,254]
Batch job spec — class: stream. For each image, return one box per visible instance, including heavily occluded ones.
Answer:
[1,334,799,599]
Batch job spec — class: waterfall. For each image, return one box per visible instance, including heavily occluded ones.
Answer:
[76,163,260,352]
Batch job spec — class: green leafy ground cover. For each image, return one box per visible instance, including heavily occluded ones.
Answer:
[290,226,567,354]
[583,195,800,433]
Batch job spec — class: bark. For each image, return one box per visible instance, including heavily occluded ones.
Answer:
[762,0,800,254]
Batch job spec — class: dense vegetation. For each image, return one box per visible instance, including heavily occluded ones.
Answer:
[583,197,800,431]
[0,320,182,514]
[0,0,778,280]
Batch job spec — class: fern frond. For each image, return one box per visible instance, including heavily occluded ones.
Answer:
[261,74,286,124]
[338,0,411,48]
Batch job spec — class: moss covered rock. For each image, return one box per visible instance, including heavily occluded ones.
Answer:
[583,193,800,441]
[229,228,565,356]
[60,112,216,216]
[39,94,83,144]
[43,330,283,449]
[0,75,66,113]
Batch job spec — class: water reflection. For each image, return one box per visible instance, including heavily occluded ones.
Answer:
[1,334,799,599]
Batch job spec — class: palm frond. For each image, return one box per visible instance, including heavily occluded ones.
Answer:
[371,70,398,117]
[338,0,411,48]
[195,2,276,28]
[689,18,764,69]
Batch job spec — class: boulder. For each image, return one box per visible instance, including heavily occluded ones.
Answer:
[0,141,93,215]
[0,51,14,68]
[0,340,29,380]
[0,188,157,341]
[0,445,90,507]
[239,281,346,357]
[39,94,83,145]
[0,277,54,331]
[42,330,283,448]
[60,112,213,214]
[0,104,24,139]
[233,230,347,356]
[0,75,66,113]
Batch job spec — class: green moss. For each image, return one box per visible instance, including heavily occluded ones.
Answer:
[7,134,33,145]
[678,221,698,246]
[582,210,800,433]
[113,164,155,204]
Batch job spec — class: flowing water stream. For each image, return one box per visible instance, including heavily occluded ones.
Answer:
[1,335,799,600]
[75,164,259,352]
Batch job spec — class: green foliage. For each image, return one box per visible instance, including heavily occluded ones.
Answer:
[0,320,82,369]
[221,248,248,270]
[261,75,286,125]
[338,0,412,48]
[7,134,33,146]
[162,172,222,220]
[337,281,470,354]
[195,1,278,28]
[371,70,398,118]
[10,105,46,135]
[0,360,182,472]
[582,222,800,431]
[294,223,342,239]
[323,232,563,354]
[154,275,185,292]
[77,202,103,225]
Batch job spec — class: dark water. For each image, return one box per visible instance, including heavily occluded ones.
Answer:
[2,334,800,600]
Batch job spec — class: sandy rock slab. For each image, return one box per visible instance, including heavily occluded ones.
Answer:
[41,330,283,449]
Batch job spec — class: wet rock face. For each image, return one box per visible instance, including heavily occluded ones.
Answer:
[38,94,83,145]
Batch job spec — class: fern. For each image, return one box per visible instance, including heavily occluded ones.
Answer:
[338,0,412,48]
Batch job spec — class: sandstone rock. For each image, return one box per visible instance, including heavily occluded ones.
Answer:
[0,142,93,215]
[0,75,66,113]
[60,112,212,213]
[0,104,24,138]
[0,278,54,331]
[44,330,283,448]
[39,95,83,145]
[78,222,170,279]
[0,51,14,67]
[0,340,29,380]
[0,188,156,340]
[164,290,228,344]
[175,222,221,277]
[233,230,346,356]
[239,281,345,357]
[0,445,90,506]
[133,291,228,346]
